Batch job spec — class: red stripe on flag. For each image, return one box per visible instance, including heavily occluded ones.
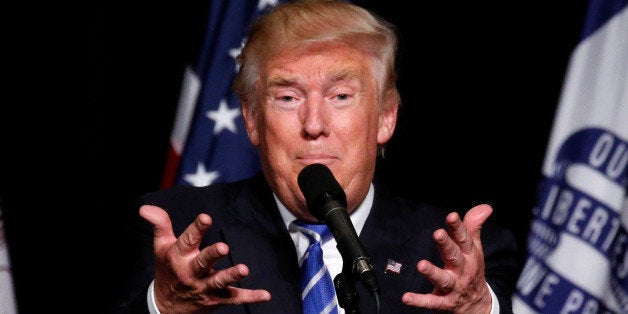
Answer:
[161,144,181,188]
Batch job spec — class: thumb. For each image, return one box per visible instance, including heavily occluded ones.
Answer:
[463,204,493,246]
[139,205,176,246]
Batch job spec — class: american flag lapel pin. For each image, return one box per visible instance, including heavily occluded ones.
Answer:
[385,258,402,274]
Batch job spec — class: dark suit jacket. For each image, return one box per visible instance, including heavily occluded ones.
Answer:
[112,172,517,313]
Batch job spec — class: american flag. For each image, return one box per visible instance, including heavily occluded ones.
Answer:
[162,0,290,188]
[513,0,627,312]
[385,258,402,274]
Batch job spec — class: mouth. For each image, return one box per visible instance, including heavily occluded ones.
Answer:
[296,155,338,166]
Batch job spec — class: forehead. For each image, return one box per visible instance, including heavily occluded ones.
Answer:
[262,43,374,83]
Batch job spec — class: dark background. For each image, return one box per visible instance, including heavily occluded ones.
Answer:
[2,1,590,311]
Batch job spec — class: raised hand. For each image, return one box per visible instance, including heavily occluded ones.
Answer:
[402,204,494,313]
[139,205,271,313]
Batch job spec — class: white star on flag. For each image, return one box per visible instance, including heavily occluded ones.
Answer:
[229,41,245,72]
[258,0,278,10]
[184,162,220,187]
[206,99,241,135]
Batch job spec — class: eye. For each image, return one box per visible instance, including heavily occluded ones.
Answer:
[270,92,301,110]
[336,93,349,101]
[281,95,294,102]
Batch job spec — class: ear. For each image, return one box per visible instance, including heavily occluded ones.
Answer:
[377,97,398,145]
[241,102,260,146]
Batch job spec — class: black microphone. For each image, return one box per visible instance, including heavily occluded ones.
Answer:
[297,163,380,296]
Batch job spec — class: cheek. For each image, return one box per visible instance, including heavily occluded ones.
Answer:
[339,112,379,151]
[259,112,298,149]
[358,111,380,139]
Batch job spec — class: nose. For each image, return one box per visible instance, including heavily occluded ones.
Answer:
[299,95,330,139]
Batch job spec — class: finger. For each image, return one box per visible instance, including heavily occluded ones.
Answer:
[433,228,464,268]
[416,259,456,293]
[139,205,176,250]
[225,287,271,305]
[463,204,493,232]
[463,204,493,250]
[402,291,453,311]
[173,212,213,256]
[195,286,271,307]
[191,242,229,277]
[193,265,271,307]
[403,260,459,312]
[140,205,173,237]
[445,211,474,255]
[205,264,250,291]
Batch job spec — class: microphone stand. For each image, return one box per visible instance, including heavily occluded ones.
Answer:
[334,272,360,314]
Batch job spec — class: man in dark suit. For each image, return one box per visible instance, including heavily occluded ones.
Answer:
[113,1,517,313]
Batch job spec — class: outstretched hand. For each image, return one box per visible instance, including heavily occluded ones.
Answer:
[402,204,494,314]
[139,205,271,313]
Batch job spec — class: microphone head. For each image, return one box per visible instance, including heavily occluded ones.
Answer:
[297,163,347,221]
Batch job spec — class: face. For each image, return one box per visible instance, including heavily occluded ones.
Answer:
[242,43,398,221]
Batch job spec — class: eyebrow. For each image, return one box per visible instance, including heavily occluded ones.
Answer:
[266,76,296,88]
[266,68,361,89]
[330,68,360,83]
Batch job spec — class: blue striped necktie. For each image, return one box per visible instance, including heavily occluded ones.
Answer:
[292,220,339,314]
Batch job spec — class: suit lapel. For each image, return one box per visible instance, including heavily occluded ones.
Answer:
[218,175,302,313]
[360,203,420,311]
[357,182,438,312]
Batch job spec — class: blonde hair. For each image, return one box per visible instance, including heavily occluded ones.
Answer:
[232,0,400,115]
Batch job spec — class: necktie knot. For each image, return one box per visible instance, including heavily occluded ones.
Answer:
[293,220,333,244]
